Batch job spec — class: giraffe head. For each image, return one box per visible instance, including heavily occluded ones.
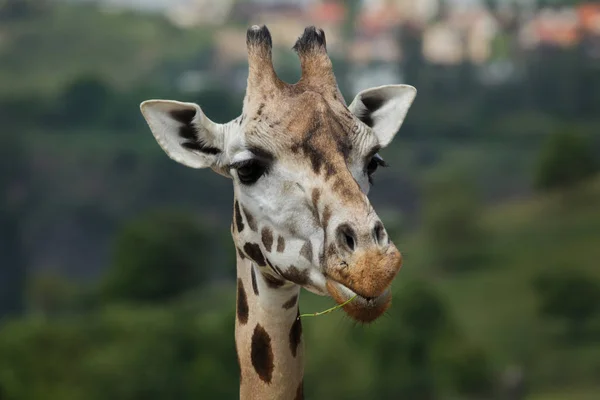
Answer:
[140,26,416,323]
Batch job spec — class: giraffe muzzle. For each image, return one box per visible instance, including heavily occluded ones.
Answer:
[325,244,402,322]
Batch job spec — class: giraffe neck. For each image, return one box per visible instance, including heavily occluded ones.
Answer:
[235,254,304,400]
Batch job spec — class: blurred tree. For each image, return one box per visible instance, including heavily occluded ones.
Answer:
[0,134,28,321]
[83,309,237,400]
[0,0,49,20]
[51,76,113,128]
[441,343,495,398]
[0,305,238,400]
[534,131,598,193]
[26,272,87,317]
[101,210,211,303]
[422,170,489,273]
[358,282,447,399]
[355,281,495,399]
[399,24,425,90]
[533,269,600,341]
[193,89,241,123]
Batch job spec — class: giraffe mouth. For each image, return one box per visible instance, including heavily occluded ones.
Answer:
[325,279,392,323]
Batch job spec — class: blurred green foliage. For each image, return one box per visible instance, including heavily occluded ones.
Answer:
[422,170,489,273]
[102,211,212,303]
[0,304,239,400]
[0,135,28,320]
[534,131,598,193]
[533,269,600,341]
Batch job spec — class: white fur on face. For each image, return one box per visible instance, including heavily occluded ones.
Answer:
[228,122,382,297]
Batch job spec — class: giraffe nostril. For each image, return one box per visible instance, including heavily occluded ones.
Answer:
[345,233,355,251]
[373,221,386,246]
[336,223,357,253]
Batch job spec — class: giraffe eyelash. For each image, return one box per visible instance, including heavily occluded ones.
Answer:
[375,158,389,168]
[367,157,388,186]
[230,159,257,170]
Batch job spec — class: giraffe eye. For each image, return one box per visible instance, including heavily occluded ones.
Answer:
[235,160,268,185]
[366,155,386,176]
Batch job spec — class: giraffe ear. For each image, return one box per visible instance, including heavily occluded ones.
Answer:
[140,100,225,169]
[349,85,416,147]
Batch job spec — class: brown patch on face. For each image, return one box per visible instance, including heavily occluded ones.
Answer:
[326,280,392,323]
[242,205,257,231]
[295,380,304,400]
[290,117,329,176]
[322,206,332,231]
[261,227,274,252]
[256,103,265,117]
[262,271,286,289]
[311,188,321,222]
[234,201,244,232]
[265,258,284,277]
[300,241,313,262]
[282,266,311,286]
[251,324,274,384]
[243,243,266,266]
[331,176,357,202]
[276,236,286,253]
[286,94,352,172]
[326,243,337,258]
[282,294,298,310]
[289,309,302,357]
[327,246,402,299]
[251,266,259,296]
[311,188,321,207]
[237,279,249,325]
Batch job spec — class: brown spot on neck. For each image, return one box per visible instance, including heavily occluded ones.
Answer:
[237,247,246,260]
[243,242,266,266]
[282,294,298,310]
[289,309,302,357]
[251,324,275,383]
[262,271,286,289]
[251,266,259,296]
[236,279,249,325]
[295,380,304,400]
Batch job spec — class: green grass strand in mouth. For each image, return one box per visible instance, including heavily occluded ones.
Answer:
[298,295,358,320]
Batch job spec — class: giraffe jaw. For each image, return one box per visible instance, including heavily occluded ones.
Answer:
[325,280,392,323]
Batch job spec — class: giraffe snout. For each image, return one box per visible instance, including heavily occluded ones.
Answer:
[333,219,389,256]
[326,242,402,300]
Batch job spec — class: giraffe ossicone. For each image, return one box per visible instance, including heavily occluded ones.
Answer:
[141,25,416,399]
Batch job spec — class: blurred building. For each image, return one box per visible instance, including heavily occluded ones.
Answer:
[579,3,600,36]
[519,7,580,49]
[167,0,236,27]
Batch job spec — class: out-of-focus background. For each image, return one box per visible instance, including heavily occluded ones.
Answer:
[1,0,600,398]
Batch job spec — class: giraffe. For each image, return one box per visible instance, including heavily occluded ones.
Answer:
[140,26,416,400]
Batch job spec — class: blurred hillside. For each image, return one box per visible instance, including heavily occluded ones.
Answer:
[1,0,600,399]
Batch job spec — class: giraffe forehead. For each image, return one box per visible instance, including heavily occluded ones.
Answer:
[245,90,354,143]
[245,103,355,166]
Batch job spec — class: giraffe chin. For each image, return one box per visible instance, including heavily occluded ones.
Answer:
[325,280,392,323]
